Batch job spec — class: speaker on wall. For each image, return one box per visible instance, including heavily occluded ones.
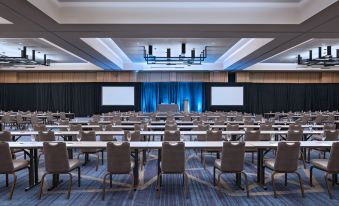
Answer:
[228,72,236,83]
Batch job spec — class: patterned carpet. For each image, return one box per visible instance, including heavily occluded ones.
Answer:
[1,135,339,206]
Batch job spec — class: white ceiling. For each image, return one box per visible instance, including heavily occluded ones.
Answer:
[0,38,86,63]
[264,38,339,64]
[28,0,337,24]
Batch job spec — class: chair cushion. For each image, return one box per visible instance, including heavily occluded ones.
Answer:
[214,159,222,170]
[68,159,80,171]
[264,159,275,170]
[311,159,328,171]
[13,159,29,171]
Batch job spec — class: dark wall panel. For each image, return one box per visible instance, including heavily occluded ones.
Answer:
[0,82,338,116]
[0,83,140,116]
[205,83,339,113]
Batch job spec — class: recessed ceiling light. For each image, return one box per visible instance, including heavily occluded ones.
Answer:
[18,43,23,45]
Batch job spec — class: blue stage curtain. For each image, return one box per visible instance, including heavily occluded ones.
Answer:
[140,82,203,112]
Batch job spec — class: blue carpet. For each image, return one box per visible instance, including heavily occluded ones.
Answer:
[1,135,339,206]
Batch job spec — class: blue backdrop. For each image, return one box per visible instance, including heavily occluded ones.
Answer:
[140,82,203,112]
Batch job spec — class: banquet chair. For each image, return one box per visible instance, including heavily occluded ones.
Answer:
[264,142,304,198]
[157,142,188,198]
[310,142,339,199]
[213,141,249,197]
[102,142,134,200]
[39,142,81,199]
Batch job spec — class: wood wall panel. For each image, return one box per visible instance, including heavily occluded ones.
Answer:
[0,71,229,83]
[236,72,339,83]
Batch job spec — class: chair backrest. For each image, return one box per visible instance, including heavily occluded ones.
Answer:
[161,142,185,173]
[37,131,55,142]
[214,120,224,126]
[0,142,14,173]
[124,130,143,141]
[220,142,245,172]
[80,131,96,141]
[129,116,140,121]
[226,124,239,131]
[324,124,336,131]
[59,120,69,125]
[164,130,180,141]
[259,123,273,141]
[286,130,303,141]
[134,124,141,131]
[327,142,339,172]
[324,130,339,141]
[43,142,70,173]
[255,115,263,121]
[289,124,302,131]
[245,130,260,141]
[165,124,178,131]
[274,142,300,172]
[33,124,47,132]
[206,130,222,141]
[70,124,82,131]
[106,142,131,173]
[60,112,67,120]
[0,131,12,141]
[100,125,114,141]
[244,120,254,125]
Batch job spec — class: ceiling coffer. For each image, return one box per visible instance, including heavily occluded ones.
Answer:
[0,46,51,67]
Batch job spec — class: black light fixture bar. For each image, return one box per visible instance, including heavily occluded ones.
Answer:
[143,45,208,66]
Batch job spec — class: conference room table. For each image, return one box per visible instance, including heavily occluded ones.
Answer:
[7,140,337,191]
[11,130,324,140]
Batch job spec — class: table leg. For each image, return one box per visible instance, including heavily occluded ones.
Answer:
[158,149,161,186]
[257,149,266,189]
[25,148,40,191]
[236,173,242,189]
[49,174,61,191]
[34,149,39,184]
[133,149,139,190]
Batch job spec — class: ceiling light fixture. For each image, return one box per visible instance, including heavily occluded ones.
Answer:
[297,46,339,68]
[143,43,208,66]
[0,46,51,67]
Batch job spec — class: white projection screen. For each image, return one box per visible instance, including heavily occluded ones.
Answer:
[211,87,244,106]
[102,86,135,106]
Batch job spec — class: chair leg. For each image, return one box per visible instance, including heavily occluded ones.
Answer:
[110,174,112,188]
[77,167,81,187]
[182,174,185,187]
[251,153,254,163]
[8,173,17,200]
[217,173,223,191]
[184,172,189,197]
[294,172,305,198]
[130,173,135,191]
[213,167,216,186]
[285,173,288,186]
[324,173,333,199]
[102,173,110,200]
[101,151,104,165]
[271,171,277,198]
[300,151,306,169]
[67,173,73,199]
[96,153,99,171]
[157,173,161,198]
[39,173,48,200]
[310,166,314,187]
[6,174,9,187]
[241,171,250,198]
